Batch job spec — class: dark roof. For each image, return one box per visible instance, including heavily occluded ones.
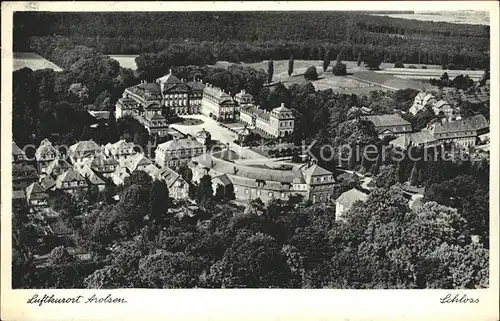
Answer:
[12,163,37,174]
[136,82,161,93]
[26,182,47,200]
[362,114,411,128]
[159,166,182,188]
[213,174,232,186]
[390,131,439,147]
[426,114,489,135]
[40,175,56,190]
[186,81,206,91]
[156,73,181,84]
[91,154,119,167]
[88,111,111,120]
[240,105,270,121]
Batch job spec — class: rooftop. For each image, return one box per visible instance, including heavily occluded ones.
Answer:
[426,114,488,134]
[69,140,101,154]
[156,72,181,85]
[56,167,86,183]
[159,166,183,188]
[390,131,439,148]
[362,114,411,128]
[157,137,205,151]
[336,188,369,207]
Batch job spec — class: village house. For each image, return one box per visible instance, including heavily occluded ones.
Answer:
[68,140,102,170]
[126,153,153,173]
[158,166,190,200]
[78,165,107,191]
[432,100,454,116]
[87,154,119,179]
[200,84,236,121]
[25,182,49,208]
[239,103,295,138]
[45,159,72,178]
[335,188,369,221]
[189,153,335,204]
[362,114,412,139]
[12,163,38,191]
[104,139,137,167]
[409,92,436,115]
[155,137,206,169]
[35,139,61,174]
[12,142,27,164]
[55,167,88,194]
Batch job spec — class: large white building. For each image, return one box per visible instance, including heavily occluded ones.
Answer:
[239,103,295,138]
[200,84,236,121]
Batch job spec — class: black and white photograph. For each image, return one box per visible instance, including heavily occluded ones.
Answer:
[5,2,496,297]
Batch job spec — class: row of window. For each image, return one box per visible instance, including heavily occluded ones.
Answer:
[62,181,86,188]
[280,121,293,127]
[234,186,287,199]
[162,148,204,156]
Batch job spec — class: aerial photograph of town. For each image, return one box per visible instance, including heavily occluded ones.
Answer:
[11,10,490,290]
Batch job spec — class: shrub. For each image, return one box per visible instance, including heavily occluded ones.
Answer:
[332,62,347,76]
[394,61,404,68]
[304,66,318,80]
[408,65,417,69]
[422,65,428,69]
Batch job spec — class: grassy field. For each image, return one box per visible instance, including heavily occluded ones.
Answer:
[14,52,63,71]
[109,55,139,70]
[370,12,489,25]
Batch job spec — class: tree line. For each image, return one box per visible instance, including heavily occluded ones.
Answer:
[15,12,489,69]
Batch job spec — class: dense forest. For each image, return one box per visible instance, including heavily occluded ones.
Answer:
[14,12,489,69]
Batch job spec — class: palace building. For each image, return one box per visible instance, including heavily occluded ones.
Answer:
[200,84,236,121]
[239,103,295,138]
[115,70,205,135]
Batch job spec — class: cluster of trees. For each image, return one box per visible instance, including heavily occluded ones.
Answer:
[15,12,489,69]
[13,177,489,288]
[429,72,475,90]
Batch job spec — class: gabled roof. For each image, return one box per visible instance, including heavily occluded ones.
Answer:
[142,164,161,179]
[159,166,182,188]
[45,159,71,175]
[91,154,119,167]
[362,114,411,128]
[26,182,47,200]
[302,164,334,184]
[213,174,232,186]
[336,188,368,207]
[105,139,136,155]
[35,139,59,159]
[79,165,106,185]
[240,105,270,121]
[156,72,181,85]
[56,167,86,183]
[12,142,25,156]
[126,153,152,171]
[234,89,253,99]
[135,82,161,93]
[69,140,101,154]
[390,131,439,148]
[39,175,56,190]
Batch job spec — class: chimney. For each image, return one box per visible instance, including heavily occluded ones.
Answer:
[281,102,285,108]
[241,89,246,94]
[233,166,238,175]
[169,68,173,74]
[211,160,215,168]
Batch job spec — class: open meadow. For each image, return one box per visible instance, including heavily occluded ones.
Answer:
[13,52,63,71]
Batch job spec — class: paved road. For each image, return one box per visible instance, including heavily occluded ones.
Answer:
[170,114,238,146]
[170,115,266,160]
